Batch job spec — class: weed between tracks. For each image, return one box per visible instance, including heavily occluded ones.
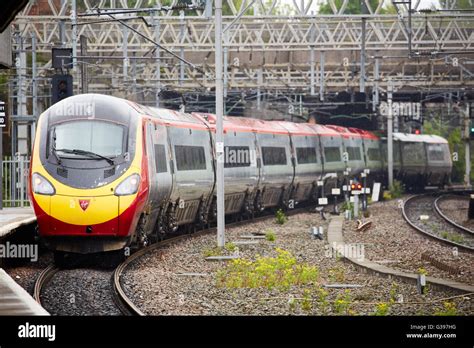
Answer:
[216,248,318,290]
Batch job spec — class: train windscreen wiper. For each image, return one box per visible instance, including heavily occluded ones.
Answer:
[56,148,115,165]
[51,128,62,165]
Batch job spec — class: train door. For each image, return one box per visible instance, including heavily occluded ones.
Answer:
[145,122,173,227]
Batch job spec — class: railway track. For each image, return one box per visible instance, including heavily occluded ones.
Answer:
[402,193,474,252]
[434,194,474,235]
[34,204,322,315]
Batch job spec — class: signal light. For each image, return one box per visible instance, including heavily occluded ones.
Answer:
[350,183,362,191]
[51,74,73,105]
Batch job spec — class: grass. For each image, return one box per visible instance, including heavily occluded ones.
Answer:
[440,231,464,244]
[434,302,458,316]
[216,248,319,290]
[373,302,390,316]
[265,229,276,242]
[275,209,288,225]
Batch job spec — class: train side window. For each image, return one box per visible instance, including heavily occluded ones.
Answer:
[428,145,445,161]
[261,146,287,165]
[154,144,168,173]
[346,146,362,161]
[296,147,317,164]
[324,147,341,162]
[174,145,207,171]
[224,146,251,168]
[402,142,425,162]
[367,148,381,161]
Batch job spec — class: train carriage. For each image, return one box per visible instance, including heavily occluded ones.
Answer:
[29,94,453,258]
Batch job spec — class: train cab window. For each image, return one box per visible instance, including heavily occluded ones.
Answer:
[346,146,362,161]
[174,145,207,171]
[428,145,446,161]
[154,144,167,173]
[224,146,251,168]
[402,142,425,162]
[262,146,287,165]
[367,148,381,161]
[324,147,341,162]
[296,147,317,164]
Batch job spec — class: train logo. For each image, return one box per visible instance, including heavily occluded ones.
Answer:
[79,200,90,211]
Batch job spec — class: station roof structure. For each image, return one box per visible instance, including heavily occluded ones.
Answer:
[0,0,29,33]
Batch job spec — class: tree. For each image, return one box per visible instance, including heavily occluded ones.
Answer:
[318,0,396,14]
[439,0,474,10]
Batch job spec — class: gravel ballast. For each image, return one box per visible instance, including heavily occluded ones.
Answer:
[437,195,474,232]
[121,208,473,316]
[344,197,474,285]
[41,268,121,315]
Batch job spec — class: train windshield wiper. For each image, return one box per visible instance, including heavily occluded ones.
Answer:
[56,148,115,165]
[51,128,62,165]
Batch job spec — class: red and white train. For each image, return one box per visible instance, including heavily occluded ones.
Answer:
[29,94,452,258]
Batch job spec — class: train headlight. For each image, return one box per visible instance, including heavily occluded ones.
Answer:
[114,174,140,196]
[32,173,56,195]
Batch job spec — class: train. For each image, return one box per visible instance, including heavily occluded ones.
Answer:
[29,94,453,260]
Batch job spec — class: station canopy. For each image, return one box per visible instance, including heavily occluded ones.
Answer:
[0,0,29,33]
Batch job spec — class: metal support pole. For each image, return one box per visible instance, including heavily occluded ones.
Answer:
[223,31,229,100]
[310,25,315,96]
[132,52,137,99]
[0,101,3,210]
[362,173,367,211]
[80,35,88,93]
[31,34,37,148]
[257,69,262,110]
[353,193,359,218]
[319,51,325,102]
[71,0,77,69]
[464,102,471,187]
[154,15,161,108]
[179,11,185,86]
[122,26,128,84]
[360,17,366,93]
[373,57,379,112]
[215,0,225,248]
[387,82,394,188]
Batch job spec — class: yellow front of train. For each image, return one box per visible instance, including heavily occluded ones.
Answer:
[29,94,149,254]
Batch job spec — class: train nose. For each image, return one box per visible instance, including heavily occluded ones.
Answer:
[48,195,120,236]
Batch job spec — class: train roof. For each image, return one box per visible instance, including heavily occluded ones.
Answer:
[392,133,449,144]
[46,94,379,139]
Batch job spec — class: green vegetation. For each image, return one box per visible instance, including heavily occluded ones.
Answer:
[216,248,319,290]
[333,290,352,315]
[434,301,458,316]
[418,267,428,276]
[341,201,354,215]
[318,0,397,14]
[316,287,330,314]
[275,209,288,225]
[301,289,312,312]
[441,231,464,244]
[328,266,345,283]
[374,302,390,316]
[225,242,237,252]
[389,180,404,199]
[265,229,276,242]
[203,246,222,257]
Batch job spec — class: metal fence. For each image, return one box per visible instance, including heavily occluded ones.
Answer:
[1,155,31,207]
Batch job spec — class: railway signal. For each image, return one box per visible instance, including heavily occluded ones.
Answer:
[51,74,73,105]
